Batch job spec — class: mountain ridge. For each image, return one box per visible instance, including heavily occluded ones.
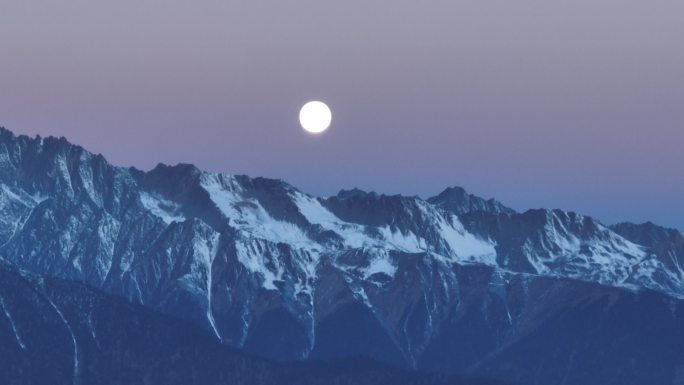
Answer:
[1,126,684,384]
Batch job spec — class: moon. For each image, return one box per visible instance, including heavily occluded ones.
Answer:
[299,101,332,133]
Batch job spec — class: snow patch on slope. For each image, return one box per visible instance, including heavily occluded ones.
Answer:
[201,173,312,248]
[292,192,373,249]
[363,252,397,279]
[437,214,497,265]
[521,212,648,287]
[139,192,185,224]
[235,238,285,290]
[189,228,221,340]
[78,153,100,205]
[293,192,426,252]
[0,296,27,351]
[294,191,496,264]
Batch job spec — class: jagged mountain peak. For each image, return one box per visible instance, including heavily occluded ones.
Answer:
[336,188,380,199]
[0,125,84,154]
[149,162,202,175]
[610,221,684,246]
[610,221,684,277]
[427,186,515,216]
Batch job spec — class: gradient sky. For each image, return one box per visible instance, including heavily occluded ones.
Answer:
[1,0,683,229]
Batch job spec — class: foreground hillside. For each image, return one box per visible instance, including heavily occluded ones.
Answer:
[0,263,503,385]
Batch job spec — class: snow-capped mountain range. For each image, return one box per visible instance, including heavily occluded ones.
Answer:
[1,126,683,382]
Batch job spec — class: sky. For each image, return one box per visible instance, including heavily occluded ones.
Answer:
[0,0,683,229]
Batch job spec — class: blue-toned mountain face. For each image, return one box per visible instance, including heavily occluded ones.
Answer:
[0,262,501,385]
[1,127,684,384]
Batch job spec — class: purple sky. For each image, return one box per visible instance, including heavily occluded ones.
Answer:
[1,1,683,229]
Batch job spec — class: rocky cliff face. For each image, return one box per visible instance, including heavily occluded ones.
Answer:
[1,127,684,384]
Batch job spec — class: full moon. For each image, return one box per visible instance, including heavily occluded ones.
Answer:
[299,101,332,133]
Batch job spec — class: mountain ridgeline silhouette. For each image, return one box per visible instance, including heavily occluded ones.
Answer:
[1,127,683,385]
